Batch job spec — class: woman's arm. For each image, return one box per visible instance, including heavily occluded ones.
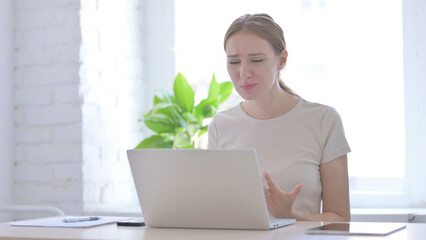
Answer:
[296,154,350,221]
[264,154,351,221]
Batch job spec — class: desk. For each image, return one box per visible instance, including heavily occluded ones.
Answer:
[0,221,424,240]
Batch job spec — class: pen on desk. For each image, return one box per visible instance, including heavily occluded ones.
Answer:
[63,217,100,223]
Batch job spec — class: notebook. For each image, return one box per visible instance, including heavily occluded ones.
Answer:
[127,148,295,230]
[9,216,134,228]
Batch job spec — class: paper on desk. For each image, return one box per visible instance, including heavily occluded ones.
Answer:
[9,216,134,228]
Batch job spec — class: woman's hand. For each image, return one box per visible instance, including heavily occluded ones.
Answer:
[263,171,304,219]
[263,155,351,222]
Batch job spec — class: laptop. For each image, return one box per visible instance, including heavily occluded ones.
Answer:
[127,148,295,230]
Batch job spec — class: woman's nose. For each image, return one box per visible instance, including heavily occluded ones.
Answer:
[239,62,252,79]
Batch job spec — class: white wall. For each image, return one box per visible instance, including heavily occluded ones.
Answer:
[13,0,83,216]
[0,0,14,222]
[12,0,149,218]
[8,0,167,219]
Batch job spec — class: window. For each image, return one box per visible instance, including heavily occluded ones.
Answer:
[173,0,421,208]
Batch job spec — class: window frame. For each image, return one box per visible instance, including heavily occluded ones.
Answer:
[401,0,426,209]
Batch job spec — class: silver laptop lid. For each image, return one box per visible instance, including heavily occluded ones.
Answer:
[127,149,273,229]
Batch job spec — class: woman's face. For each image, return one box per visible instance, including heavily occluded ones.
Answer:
[225,31,286,101]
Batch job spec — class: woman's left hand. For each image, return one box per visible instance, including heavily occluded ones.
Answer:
[263,171,304,219]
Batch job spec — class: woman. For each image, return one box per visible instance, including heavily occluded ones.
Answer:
[208,13,351,222]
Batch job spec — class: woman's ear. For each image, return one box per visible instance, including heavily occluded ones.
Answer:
[278,50,288,70]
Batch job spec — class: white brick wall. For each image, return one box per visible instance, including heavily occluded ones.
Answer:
[13,0,146,217]
[13,0,83,216]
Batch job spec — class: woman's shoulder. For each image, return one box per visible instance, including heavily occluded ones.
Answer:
[297,98,338,114]
[209,103,244,132]
[212,103,244,120]
[294,98,343,123]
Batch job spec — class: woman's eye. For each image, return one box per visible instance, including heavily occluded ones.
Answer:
[252,59,263,63]
[229,61,240,65]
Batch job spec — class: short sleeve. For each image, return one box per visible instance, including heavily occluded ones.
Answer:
[320,107,351,164]
[207,116,218,149]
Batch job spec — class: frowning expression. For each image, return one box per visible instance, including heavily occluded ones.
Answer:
[225,31,286,101]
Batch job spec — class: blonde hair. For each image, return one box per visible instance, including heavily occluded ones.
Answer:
[224,13,299,97]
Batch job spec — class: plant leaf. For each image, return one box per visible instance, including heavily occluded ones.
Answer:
[153,93,187,129]
[186,123,199,137]
[182,112,197,123]
[208,73,219,99]
[136,73,232,150]
[135,135,173,149]
[148,102,179,122]
[144,113,174,133]
[174,73,194,112]
[149,102,175,112]
[173,131,193,149]
[194,97,219,120]
[153,95,163,105]
[202,104,217,118]
[194,99,208,120]
[219,81,233,103]
[199,125,208,136]
[159,89,174,103]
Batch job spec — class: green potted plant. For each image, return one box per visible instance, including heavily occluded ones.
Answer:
[136,72,233,149]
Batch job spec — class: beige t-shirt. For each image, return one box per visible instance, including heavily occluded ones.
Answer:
[207,98,351,214]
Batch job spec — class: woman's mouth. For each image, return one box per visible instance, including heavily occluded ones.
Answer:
[240,83,257,91]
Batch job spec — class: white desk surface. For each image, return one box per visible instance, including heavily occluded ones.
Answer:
[0,220,424,240]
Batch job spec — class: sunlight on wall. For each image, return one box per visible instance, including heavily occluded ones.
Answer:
[80,0,144,213]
